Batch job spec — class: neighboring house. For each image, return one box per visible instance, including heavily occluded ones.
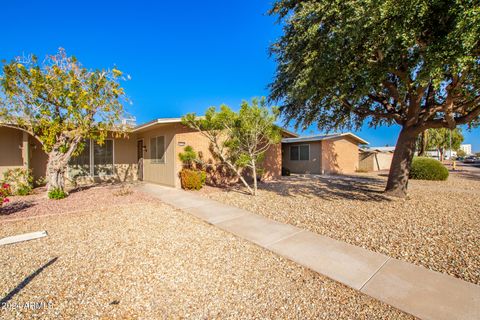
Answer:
[281,133,369,174]
[0,119,368,187]
[359,147,395,171]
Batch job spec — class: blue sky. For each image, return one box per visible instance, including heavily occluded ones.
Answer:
[2,0,479,151]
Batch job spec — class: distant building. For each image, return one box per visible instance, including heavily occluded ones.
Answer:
[358,146,394,171]
[459,144,472,155]
[426,150,457,160]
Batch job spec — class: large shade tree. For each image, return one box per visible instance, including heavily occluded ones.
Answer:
[0,49,129,193]
[269,0,480,197]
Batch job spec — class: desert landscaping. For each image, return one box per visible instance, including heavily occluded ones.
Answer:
[0,185,411,319]
[202,170,480,285]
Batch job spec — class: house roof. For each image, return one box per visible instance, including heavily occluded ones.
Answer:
[132,118,184,132]
[132,117,299,137]
[282,132,369,145]
[360,146,395,153]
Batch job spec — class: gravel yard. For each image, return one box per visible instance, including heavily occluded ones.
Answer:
[0,184,149,222]
[202,171,480,285]
[0,187,410,319]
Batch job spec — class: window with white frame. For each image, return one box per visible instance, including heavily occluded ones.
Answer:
[290,144,309,161]
[150,136,165,163]
[68,139,114,178]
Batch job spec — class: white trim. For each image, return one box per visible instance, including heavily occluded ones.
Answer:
[132,118,183,132]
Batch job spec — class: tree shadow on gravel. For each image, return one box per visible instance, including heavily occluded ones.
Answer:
[260,174,391,202]
[0,257,58,304]
[0,201,36,216]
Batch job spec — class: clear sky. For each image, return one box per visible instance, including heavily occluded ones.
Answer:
[2,0,479,151]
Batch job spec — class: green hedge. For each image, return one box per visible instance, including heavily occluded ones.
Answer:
[409,157,449,181]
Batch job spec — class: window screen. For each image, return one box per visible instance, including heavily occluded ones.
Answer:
[290,145,309,161]
[299,145,309,160]
[150,136,165,163]
[93,140,114,176]
[290,146,299,161]
[68,141,91,178]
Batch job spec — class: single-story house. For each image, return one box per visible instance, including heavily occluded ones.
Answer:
[1,119,369,187]
[281,133,369,174]
[358,146,395,171]
[0,119,296,188]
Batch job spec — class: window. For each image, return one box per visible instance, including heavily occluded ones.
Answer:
[69,141,91,178]
[94,140,113,176]
[150,136,165,163]
[290,145,309,161]
[68,139,114,177]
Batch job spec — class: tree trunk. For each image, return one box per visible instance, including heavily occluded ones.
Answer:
[252,160,258,196]
[46,149,68,192]
[385,127,418,198]
[418,130,427,156]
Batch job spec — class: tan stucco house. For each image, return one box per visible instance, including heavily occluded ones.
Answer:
[281,133,369,174]
[358,146,394,172]
[0,119,368,187]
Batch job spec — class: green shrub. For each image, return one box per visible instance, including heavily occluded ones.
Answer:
[409,157,449,181]
[48,188,68,200]
[281,167,291,176]
[2,168,33,196]
[178,145,198,168]
[180,169,206,190]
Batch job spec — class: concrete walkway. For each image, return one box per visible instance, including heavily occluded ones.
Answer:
[138,183,480,320]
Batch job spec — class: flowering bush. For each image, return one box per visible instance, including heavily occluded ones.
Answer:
[2,168,33,196]
[0,183,11,206]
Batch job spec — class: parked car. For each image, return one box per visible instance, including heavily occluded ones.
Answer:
[463,156,478,163]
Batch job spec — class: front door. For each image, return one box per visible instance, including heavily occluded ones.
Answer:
[137,140,144,181]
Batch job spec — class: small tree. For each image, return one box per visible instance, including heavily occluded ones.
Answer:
[178,146,198,169]
[182,98,281,195]
[456,149,466,158]
[0,49,129,194]
[426,128,463,161]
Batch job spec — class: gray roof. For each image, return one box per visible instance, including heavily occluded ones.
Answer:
[282,132,369,145]
[360,146,396,153]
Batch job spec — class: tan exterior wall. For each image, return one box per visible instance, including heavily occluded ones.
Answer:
[282,141,322,174]
[262,143,282,180]
[113,136,138,182]
[358,152,375,171]
[0,127,24,178]
[359,151,393,172]
[375,152,393,171]
[175,125,283,187]
[174,124,214,188]
[29,136,48,181]
[136,124,177,187]
[321,137,359,174]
